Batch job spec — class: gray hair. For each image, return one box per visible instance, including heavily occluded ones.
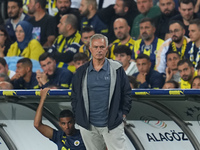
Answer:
[89,34,108,47]
[0,73,10,82]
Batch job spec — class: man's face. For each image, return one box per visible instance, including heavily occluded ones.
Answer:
[89,38,108,61]
[16,63,27,78]
[159,0,175,16]
[81,31,95,47]
[192,78,200,89]
[113,0,126,16]
[115,53,131,69]
[140,21,155,41]
[113,19,130,40]
[178,62,194,81]
[166,53,180,70]
[57,15,68,35]
[79,0,89,17]
[7,2,21,19]
[0,64,8,75]
[56,0,71,15]
[136,58,151,74]
[59,117,75,136]
[137,0,152,14]
[189,24,200,42]
[169,23,185,43]
[40,57,56,76]
[178,2,194,22]
[28,0,36,15]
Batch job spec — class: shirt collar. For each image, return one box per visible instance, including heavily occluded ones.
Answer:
[88,59,108,72]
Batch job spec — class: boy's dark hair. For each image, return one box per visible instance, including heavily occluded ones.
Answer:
[0,57,7,67]
[136,53,150,61]
[35,0,46,10]
[179,0,196,7]
[59,109,74,119]
[166,51,180,61]
[73,53,89,62]
[0,73,10,82]
[127,75,138,89]
[8,0,23,8]
[140,17,155,27]
[168,20,185,29]
[39,52,54,62]
[113,45,132,56]
[17,58,33,69]
[189,18,200,29]
[177,59,193,67]
[80,26,95,35]
[165,80,179,88]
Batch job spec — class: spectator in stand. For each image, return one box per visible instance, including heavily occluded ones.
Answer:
[131,0,161,40]
[7,21,45,61]
[170,0,200,38]
[114,45,138,76]
[97,0,139,43]
[73,52,89,70]
[11,58,39,89]
[162,80,179,89]
[132,18,164,69]
[48,14,82,68]
[53,0,80,36]
[133,54,165,89]
[0,73,11,82]
[0,57,15,79]
[156,20,191,74]
[34,88,86,150]
[79,0,108,36]
[0,81,13,89]
[28,0,56,48]
[127,75,138,89]
[165,51,181,83]
[109,18,135,60]
[6,0,30,42]
[178,59,197,89]
[0,26,12,57]
[79,26,95,59]
[187,18,200,68]
[191,76,200,89]
[153,0,179,40]
[36,52,73,89]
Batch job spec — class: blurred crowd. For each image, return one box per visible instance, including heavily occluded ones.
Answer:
[0,0,200,90]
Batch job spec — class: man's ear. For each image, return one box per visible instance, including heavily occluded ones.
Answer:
[26,66,31,72]
[127,55,131,61]
[124,6,129,13]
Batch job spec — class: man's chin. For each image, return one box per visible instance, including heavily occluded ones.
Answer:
[182,77,188,81]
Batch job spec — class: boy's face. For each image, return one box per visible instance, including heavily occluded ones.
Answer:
[74,60,86,69]
[115,53,130,69]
